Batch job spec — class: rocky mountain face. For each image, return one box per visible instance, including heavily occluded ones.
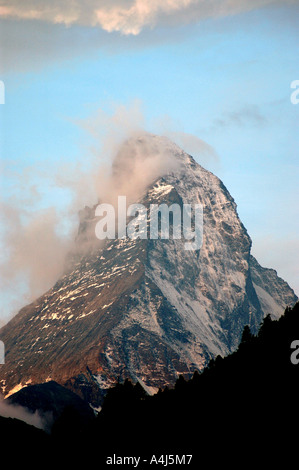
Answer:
[0,135,297,405]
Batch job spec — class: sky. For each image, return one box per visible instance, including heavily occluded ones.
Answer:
[0,0,298,323]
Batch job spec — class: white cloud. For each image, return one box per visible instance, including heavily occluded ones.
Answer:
[94,0,197,35]
[0,396,47,429]
[0,0,295,34]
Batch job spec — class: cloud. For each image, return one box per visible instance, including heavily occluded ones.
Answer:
[75,101,219,203]
[0,0,295,35]
[0,396,47,429]
[0,201,75,323]
[211,105,267,131]
[75,101,184,204]
[1,2,298,74]
[161,130,219,171]
[94,0,197,35]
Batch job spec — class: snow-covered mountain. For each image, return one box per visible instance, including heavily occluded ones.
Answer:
[0,134,297,404]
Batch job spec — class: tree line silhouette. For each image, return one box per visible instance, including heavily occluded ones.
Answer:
[1,302,299,467]
[52,302,299,466]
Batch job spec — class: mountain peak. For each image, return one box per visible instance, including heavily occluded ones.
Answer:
[0,136,297,404]
[111,132,189,188]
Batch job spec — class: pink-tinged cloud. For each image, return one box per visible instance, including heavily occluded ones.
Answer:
[0,0,296,34]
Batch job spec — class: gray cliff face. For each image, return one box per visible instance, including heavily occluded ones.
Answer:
[0,135,297,404]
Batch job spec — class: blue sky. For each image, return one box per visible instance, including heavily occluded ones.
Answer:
[0,1,298,321]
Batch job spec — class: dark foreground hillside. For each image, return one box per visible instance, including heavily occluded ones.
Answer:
[81,301,299,467]
[1,302,299,467]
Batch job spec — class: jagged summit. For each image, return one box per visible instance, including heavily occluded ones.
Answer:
[0,135,297,405]
[112,133,186,168]
[108,133,189,207]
